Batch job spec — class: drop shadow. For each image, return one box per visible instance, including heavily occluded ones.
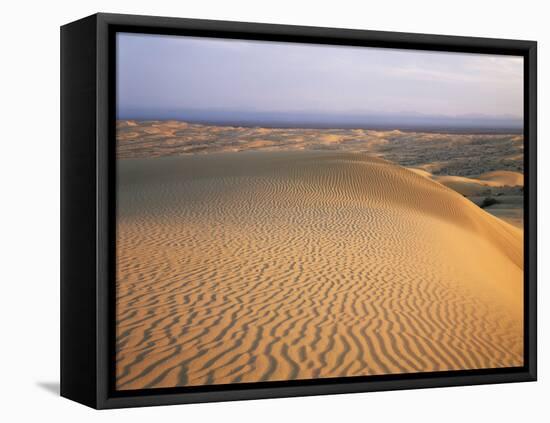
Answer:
[36,381,60,396]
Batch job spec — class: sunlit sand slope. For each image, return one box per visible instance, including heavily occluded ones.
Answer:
[408,168,524,196]
[479,170,524,187]
[116,151,523,390]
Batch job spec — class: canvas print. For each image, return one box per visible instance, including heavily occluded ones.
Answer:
[115,33,524,391]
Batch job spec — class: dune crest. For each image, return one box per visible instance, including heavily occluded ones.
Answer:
[116,151,523,390]
[480,170,524,187]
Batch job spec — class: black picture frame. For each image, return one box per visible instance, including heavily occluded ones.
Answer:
[61,12,537,409]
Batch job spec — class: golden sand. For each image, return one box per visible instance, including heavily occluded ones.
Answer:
[116,151,523,390]
[408,168,524,196]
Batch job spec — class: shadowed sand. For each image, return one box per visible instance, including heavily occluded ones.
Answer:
[116,150,523,390]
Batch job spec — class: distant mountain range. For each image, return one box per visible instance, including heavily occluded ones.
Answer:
[117,109,523,133]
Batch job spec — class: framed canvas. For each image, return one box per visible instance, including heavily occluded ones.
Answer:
[60,13,537,409]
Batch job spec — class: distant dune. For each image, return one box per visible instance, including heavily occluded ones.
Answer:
[408,169,524,196]
[116,121,525,174]
[116,151,523,390]
[480,170,524,187]
[407,167,524,228]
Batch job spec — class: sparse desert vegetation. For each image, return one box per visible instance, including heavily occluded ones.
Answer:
[480,197,500,208]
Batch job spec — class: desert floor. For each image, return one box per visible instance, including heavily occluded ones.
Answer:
[116,149,524,390]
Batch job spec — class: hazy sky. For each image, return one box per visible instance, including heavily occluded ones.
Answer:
[117,32,523,120]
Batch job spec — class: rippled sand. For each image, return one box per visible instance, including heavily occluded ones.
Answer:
[116,151,523,390]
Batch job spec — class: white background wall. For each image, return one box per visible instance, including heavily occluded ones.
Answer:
[1,0,547,420]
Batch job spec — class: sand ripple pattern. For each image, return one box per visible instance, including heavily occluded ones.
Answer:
[116,151,523,390]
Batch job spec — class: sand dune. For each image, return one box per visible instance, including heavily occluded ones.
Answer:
[406,167,524,228]
[436,175,495,196]
[116,121,525,179]
[480,170,524,187]
[408,168,523,196]
[437,172,523,196]
[116,151,523,390]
